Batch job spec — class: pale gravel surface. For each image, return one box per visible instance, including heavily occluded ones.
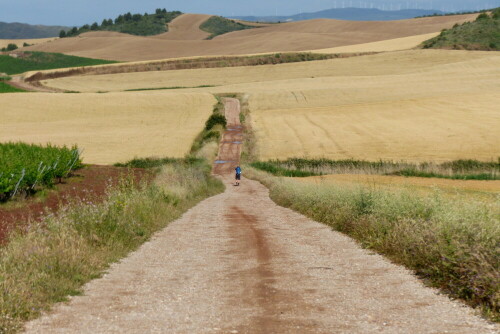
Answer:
[23,177,498,333]
[24,99,498,333]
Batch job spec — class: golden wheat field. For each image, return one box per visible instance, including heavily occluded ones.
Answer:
[297,174,500,193]
[42,49,491,92]
[0,92,215,164]
[39,49,500,162]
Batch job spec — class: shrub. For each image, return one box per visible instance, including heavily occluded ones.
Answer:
[8,44,18,51]
[204,113,226,131]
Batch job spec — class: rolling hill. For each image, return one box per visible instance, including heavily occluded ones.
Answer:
[0,22,69,39]
[24,13,478,61]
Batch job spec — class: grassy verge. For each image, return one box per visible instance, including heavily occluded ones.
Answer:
[0,159,224,333]
[422,8,500,50]
[250,158,500,180]
[200,16,256,39]
[246,167,499,321]
[0,52,116,75]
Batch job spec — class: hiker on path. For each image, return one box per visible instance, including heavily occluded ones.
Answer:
[235,166,241,186]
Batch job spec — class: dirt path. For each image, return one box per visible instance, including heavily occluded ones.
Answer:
[24,100,497,333]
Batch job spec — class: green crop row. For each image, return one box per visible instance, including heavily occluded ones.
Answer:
[0,142,82,200]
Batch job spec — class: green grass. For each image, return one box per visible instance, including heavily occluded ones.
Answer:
[200,16,256,39]
[0,160,224,333]
[124,85,216,92]
[250,158,500,180]
[422,8,500,50]
[62,9,182,37]
[0,52,116,75]
[246,167,500,321]
[0,142,82,201]
[0,81,25,93]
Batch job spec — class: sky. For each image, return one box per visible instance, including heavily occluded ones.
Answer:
[1,0,499,26]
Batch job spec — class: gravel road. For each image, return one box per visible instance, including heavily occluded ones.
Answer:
[24,99,498,333]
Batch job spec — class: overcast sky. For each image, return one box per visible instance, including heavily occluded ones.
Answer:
[1,0,498,26]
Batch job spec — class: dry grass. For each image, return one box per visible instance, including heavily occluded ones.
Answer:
[24,14,478,61]
[0,92,215,164]
[247,167,500,320]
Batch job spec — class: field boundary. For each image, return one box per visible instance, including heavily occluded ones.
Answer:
[20,52,377,92]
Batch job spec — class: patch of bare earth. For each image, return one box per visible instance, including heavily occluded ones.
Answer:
[0,165,149,244]
[24,99,497,333]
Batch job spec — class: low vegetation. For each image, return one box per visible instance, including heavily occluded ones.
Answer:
[0,43,18,52]
[190,97,226,156]
[0,143,82,201]
[0,77,25,93]
[422,8,500,50]
[0,51,116,75]
[61,9,182,37]
[0,158,224,333]
[247,167,500,321]
[251,158,500,180]
[200,16,256,39]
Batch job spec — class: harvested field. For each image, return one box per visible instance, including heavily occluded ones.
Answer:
[24,14,478,61]
[311,32,440,53]
[153,14,212,40]
[0,38,56,49]
[0,92,215,164]
[42,49,490,92]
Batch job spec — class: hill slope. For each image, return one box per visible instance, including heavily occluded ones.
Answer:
[0,22,69,39]
[422,9,500,50]
[233,8,446,22]
[25,14,478,61]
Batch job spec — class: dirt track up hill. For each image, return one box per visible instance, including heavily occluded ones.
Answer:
[24,99,497,334]
[24,14,478,61]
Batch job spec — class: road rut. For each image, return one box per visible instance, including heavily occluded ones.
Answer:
[24,99,497,333]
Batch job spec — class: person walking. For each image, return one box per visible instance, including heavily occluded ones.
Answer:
[235,166,241,186]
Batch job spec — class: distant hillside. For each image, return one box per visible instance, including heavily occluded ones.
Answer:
[61,8,182,38]
[422,8,500,50]
[0,22,69,39]
[233,8,446,22]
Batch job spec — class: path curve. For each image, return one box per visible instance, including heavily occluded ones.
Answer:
[24,100,498,333]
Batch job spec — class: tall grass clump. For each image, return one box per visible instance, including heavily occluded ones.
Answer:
[252,158,500,180]
[0,142,82,201]
[0,160,224,333]
[247,167,500,320]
